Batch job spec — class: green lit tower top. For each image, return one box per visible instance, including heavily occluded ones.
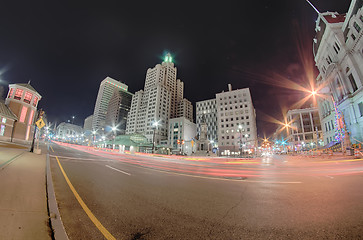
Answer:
[164,53,173,63]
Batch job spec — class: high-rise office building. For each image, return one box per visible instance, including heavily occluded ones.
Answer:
[126,53,193,145]
[216,84,257,155]
[177,98,193,122]
[195,98,218,146]
[92,77,129,132]
[105,88,133,134]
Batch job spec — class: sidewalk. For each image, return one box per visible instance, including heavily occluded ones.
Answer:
[0,142,51,240]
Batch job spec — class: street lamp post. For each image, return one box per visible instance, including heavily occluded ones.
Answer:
[244,133,249,156]
[152,120,160,154]
[209,140,214,153]
[102,135,106,148]
[92,130,97,146]
[238,125,243,156]
[112,126,117,150]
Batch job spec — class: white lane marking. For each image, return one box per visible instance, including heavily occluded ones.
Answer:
[105,165,131,176]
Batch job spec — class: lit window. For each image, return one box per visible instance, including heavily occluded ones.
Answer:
[33,96,38,107]
[24,92,33,104]
[2,118,6,124]
[19,106,28,123]
[0,125,4,136]
[14,89,24,100]
[8,88,14,98]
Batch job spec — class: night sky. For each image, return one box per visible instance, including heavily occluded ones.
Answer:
[0,0,349,137]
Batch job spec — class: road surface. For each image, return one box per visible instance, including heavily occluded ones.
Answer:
[49,142,363,239]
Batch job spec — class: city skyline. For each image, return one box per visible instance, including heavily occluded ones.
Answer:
[0,1,349,136]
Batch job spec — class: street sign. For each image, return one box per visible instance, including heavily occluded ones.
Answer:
[35,118,46,129]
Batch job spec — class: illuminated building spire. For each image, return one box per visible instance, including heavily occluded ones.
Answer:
[164,52,173,63]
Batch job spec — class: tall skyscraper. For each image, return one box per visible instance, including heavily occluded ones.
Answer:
[92,77,129,132]
[105,88,133,134]
[177,98,193,122]
[126,53,193,145]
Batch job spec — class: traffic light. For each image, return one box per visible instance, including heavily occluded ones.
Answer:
[177,139,180,144]
[182,140,185,145]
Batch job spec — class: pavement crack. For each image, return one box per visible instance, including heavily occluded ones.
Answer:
[220,191,245,221]
[207,186,247,239]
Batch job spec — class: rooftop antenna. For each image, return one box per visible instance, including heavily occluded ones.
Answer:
[306,0,320,15]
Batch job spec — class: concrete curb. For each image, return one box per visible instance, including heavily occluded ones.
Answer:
[46,153,69,240]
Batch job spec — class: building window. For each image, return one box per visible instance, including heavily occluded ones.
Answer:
[359,102,363,117]
[351,34,356,41]
[353,22,361,33]
[8,88,14,98]
[33,96,38,107]
[0,125,5,136]
[348,74,358,92]
[335,42,340,51]
[14,89,23,100]
[24,92,33,104]
[333,46,338,54]
[1,118,6,124]
[328,56,332,63]
[19,106,28,123]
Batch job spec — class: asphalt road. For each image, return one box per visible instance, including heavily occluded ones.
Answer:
[49,142,363,240]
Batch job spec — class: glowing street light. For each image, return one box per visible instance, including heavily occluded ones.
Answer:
[111,126,118,149]
[238,125,244,156]
[152,120,161,153]
[208,140,214,152]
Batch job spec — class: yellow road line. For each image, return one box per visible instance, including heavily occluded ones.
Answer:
[50,146,55,152]
[55,156,116,240]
